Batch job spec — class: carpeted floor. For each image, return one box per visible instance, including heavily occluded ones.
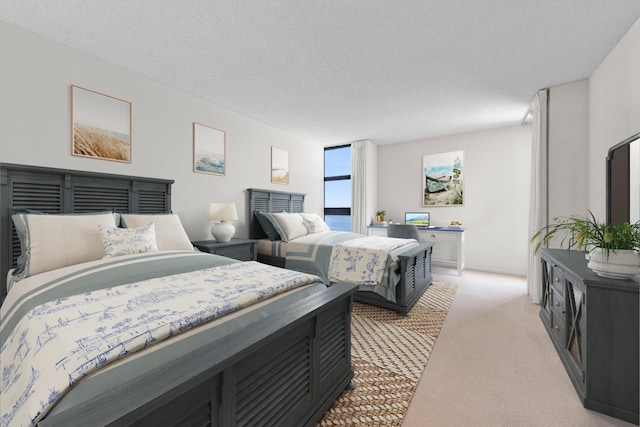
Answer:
[318,282,457,426]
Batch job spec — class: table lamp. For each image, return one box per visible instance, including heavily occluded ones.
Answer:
[209,202,238,242]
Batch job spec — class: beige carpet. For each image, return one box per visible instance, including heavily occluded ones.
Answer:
[318,282,457,426]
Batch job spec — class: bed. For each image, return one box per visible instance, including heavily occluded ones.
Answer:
[0,163,357,427]
[247,188,433,315]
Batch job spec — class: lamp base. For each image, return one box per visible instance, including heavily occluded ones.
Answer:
[211,221,235,243]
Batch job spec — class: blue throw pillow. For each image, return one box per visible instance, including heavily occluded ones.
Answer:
[255,211,281,240]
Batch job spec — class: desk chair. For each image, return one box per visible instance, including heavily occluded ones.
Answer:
[387,224,422,242]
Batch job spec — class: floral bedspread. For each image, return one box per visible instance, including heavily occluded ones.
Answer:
[0,260,321,427]
[328,236,417,285]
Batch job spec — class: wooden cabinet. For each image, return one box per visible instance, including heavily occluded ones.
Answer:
[192,238,257,261]
[539,248,639,424]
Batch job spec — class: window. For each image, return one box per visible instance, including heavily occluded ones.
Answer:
[324,145,351,231]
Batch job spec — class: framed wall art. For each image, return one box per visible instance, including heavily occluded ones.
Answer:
[422,150,464,206]
[193,122,226,176]
[271,146,289,184]
[71,85,132,162]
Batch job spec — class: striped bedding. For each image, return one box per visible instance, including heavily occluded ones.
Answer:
[262,231,418,303]
[0,251,323,427]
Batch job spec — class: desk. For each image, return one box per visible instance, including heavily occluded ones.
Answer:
[367,225,465,275]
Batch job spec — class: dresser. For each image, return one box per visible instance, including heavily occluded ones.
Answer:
[539,248,639,424]
[191,238,258,262]
[367,225,465,274]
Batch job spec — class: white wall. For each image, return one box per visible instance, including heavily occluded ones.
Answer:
[0,22,324,241]
[547,79,589,221]
[589,17,640,218]
[377,125,532,275]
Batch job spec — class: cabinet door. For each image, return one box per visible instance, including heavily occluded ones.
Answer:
[540,257,553,326]
[563,275,586,393]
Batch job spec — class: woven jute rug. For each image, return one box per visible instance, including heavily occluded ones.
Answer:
[318,282,458,426]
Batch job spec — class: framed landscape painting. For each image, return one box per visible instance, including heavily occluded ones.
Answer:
[422,150,464,206]
[193,122,226,176]
[271,146,289,184]
[71,85,131,162]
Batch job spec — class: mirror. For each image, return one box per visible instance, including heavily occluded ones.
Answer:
[607,132,640,223]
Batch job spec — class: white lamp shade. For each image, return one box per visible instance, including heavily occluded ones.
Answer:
[208,203,238,221]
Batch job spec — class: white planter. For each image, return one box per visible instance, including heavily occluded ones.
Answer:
[586,248,640,280]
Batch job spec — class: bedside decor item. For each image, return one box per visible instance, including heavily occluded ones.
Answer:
[271,146,289,184]
[422,150,463,206]
[375,210,385,222]
[208,203,238,242]
[71,85,131,163]
[194,122,226,175]
[532,211,640,279]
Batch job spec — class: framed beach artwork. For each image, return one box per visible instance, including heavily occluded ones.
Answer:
[193,122,226,176]
[271,146,289,184]
[422,150,464,206]
[71,85,131,162]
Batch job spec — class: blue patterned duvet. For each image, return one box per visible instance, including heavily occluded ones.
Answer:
[283,232,418,303]
[0,252,322,427]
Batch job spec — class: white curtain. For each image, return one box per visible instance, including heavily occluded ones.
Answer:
[527,89,549,304]
[351,140,368,234]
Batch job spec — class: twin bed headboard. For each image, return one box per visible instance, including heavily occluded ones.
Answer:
[0,163,174,303]
[247,188,305,239]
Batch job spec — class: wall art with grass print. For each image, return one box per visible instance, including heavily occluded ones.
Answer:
[422,150,464,206]
[271,146,289,184]
[71,85,132,163]
[193,122,226,176]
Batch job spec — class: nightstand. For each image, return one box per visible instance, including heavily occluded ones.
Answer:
[191,238,258,261]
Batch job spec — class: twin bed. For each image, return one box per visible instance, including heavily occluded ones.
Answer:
[0,164,356,427]
[247,188,433,316]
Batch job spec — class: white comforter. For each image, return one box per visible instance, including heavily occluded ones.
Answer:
[328,236,417,284]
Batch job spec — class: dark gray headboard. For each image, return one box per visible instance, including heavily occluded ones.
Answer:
[247,188,305,239]
[0,163,174,303]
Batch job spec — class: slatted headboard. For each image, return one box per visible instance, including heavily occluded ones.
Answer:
[247,188,305,239]
[0,163,174,303]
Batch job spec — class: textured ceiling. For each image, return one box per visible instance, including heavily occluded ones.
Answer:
[1,1,640,145]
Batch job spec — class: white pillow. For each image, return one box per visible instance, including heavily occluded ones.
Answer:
[11,212,118,280]
[120,214,193,251]
[301,213,331,234]
[99,223,159,257]
[270,213,308,242]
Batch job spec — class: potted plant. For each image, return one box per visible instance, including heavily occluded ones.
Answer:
[532,211,640,279]
[375,210,386,222]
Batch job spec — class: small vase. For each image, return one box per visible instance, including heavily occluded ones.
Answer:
[586,248,640,280]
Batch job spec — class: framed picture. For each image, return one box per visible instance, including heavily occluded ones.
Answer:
[71,85,131,162]
[271,146,289,184]
[422,150,464,206]
[193,122,226,176]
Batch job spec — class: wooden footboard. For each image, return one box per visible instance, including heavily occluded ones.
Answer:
[40,283,358,427]
[354,242,433,315]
